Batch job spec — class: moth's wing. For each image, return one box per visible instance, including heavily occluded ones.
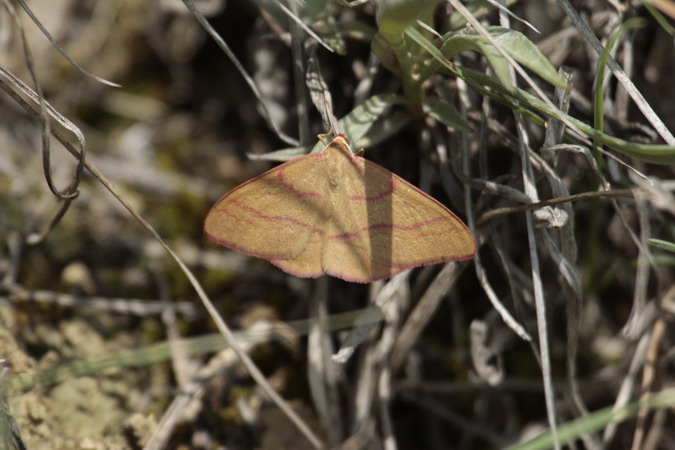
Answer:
[385,169,476,264]
[204,153,330,263]
[322,152,476,283]
[322,198,373,283]
[269,229,324,278]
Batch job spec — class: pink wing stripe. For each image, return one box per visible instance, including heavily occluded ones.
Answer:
[329,231,360,242]
[276,169,323,198]
[325,216,459,241]
[327,218,461,242]
[348,179,396,201]
[378,215,459,232]
[222,199,315,230]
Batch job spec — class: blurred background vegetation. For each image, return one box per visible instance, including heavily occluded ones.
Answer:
[1,0,675,448]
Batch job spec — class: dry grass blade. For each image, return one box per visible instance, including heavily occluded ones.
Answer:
[306,48,340,136]
[4,287,199,318]
[3,1,675,447]
[495,5,559,444]
[180,0,299,146]
[14,0,119,88]
[0,3,84,247]
[389,262,466,371]
[631,308,667,450]
[457,76,532,344]
[483,0,540,33]
[448,0,571,128]
[0,63,323,449]
[274,0,336,53]
[555,0,675,144]
[146,320,301,449]
[307,278,343,446]
[332,274,406,363]
[476,189,634,225]
[603,330,653,445]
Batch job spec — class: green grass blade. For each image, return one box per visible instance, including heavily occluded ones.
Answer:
[511,388,675,450]
[406,27,675,164]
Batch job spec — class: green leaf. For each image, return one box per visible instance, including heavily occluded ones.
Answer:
[376,0,440,105]
[354,110,412,149]
[643,1,675,35]
[248,147,308,162]
[464,63,675,164]
[448,0,518,30]
[252,0,347,54]
[376,0,441,39]
[305,0,347,54]
[441,26,565,89]
[338,93,408,146]
[511,388,675,450]
[406,27,675,164]
[251,94,410,161]
[372,31,401,75]
[594,18,647,137]
[649,238,675,254]
[422,96,471,131]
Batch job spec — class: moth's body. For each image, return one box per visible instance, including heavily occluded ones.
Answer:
[204,135,476,283]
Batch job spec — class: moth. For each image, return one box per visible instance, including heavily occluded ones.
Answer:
[204,135,475,283]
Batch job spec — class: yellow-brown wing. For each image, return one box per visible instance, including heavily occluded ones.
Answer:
[269,228,325,278]
[204,152,331,265]
[321,143,476,282]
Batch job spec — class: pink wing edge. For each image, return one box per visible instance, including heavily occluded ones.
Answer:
[205,137,478,283]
